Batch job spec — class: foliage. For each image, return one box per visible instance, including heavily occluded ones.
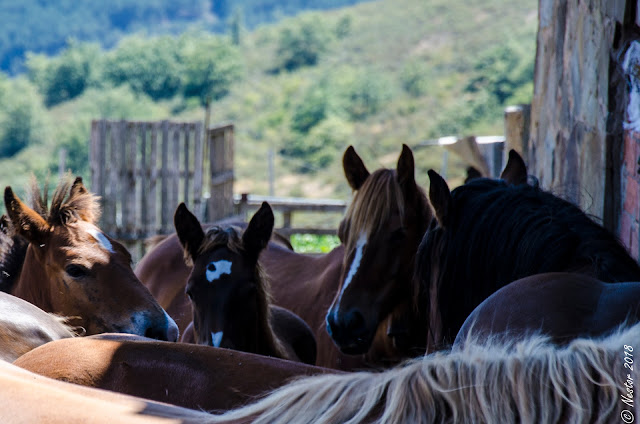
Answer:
[400,59,431,97]
[26,41,102,107]
[282,116,353,173]
[465,41,535,105]
[290,234,340,253]
[0,77,49,158]
[103,35,182,100]
[276,14,333,71]
[333,66,393,120]
[179,33,244,104]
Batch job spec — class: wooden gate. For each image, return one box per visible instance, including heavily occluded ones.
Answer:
[89,120,234,245]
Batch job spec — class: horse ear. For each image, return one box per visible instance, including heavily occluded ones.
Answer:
[4,186,49,244]
[343,145,370,190]
[174,203,204,260]
[464,166,482,184]
[396,144,415,189]
[70,176,88,197]
[500,150,528,186]
[243,202,274,261]
[427,170,451,227]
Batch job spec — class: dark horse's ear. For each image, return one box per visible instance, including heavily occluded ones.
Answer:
[427,170,451,227]
[396,144,415,192]
[174,203,205,260]
[4,186,50,244]
[464,166,482,184]
[243,202,274,262]
[343,145,370,191]
[500,150,528,186]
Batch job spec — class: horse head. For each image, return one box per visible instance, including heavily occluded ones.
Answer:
[326,145,431,355]
[4,177,178,340]
[175,201,275,351]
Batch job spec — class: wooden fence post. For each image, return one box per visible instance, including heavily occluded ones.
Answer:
[504,104,531,163]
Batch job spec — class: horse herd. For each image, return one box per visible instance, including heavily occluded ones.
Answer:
[0,145,638,423]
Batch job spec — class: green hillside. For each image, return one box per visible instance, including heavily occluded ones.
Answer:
[0,0,538,216]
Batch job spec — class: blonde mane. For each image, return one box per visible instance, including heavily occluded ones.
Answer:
[340,169,404,252]
[207,324,639,423]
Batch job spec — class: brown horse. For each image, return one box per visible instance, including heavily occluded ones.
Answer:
[14,335,336,413]
[454,272,640,347]
[0,359,222,423]
[175,201,316,364]
[325,144,432,355]
[137,145,430,369]
[0,291,75,362]
[4,177,179,340]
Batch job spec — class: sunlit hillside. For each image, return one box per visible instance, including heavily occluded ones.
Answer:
[0,0,538,216]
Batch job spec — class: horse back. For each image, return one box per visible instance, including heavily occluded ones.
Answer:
[14,336,335,412]
[454,273,640,347]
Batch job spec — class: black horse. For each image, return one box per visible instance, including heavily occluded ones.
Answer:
[418,150,640,349]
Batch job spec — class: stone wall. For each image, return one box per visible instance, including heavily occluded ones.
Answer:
[529,0,640,261]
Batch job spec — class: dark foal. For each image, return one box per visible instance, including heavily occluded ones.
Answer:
[175,202,316,365]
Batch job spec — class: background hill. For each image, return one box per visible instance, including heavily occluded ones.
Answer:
[0,0,538,219]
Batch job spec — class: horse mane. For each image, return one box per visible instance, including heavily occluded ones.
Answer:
[207,323,637,423]
[185,225,287,358]
[340,169,405,252]
[0,215,28,293]
[417,177,640,343]
[29,176,101,227]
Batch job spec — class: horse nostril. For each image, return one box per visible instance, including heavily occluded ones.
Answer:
[144,325,167,341]
[344,309,366,336]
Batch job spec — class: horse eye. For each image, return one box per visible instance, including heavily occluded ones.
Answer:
[65,264,89,279]
[207,263,216,272]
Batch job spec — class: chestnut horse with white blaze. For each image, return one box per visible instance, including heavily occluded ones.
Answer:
[324,144,431,356]
[3,177,178,340]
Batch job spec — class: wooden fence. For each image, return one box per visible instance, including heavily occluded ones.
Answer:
[234,194,346,236]
[89,120,234,244]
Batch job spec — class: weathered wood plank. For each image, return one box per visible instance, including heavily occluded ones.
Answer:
[193,122,204,221]
[149,123,159,234]
[139,123,148,237]
[122,122,137,237]
[160,120,170,233]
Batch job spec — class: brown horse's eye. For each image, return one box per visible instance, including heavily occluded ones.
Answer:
[65,264,89,279]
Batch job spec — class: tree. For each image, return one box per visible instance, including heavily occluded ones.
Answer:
[103,35,182,100]
[26,41,102,107]
[179,34,244,104]
[276,14,332,71]
[0,78,49,158]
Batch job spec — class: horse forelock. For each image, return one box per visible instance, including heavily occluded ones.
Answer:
[29,177,101,227]
[208,323,638,424]
[343,169,404,252]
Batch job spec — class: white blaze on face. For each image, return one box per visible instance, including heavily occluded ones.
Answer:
[86,225,115,253]
[206,260,232,283]
[211,331,223,347]
[333,233,367,318]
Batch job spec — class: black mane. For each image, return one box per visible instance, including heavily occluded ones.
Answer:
[0,216,28,293]
[417,177,640,344]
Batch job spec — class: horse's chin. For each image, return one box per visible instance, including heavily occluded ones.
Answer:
[336,338,373,356]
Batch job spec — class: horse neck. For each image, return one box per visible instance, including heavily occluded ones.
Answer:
[11,245,54,313]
